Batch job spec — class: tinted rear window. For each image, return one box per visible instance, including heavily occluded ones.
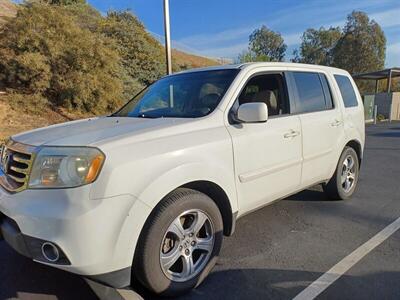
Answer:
[334,75,358,107]
[292,72,327,113]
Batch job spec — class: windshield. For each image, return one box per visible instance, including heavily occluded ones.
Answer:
[114,69,239,118]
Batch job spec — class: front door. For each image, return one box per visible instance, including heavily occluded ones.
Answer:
[227,72,302,213]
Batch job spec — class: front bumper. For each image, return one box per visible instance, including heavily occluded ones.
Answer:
[0,185,151,288]
[0,212,27,255]
[0,212,70,264]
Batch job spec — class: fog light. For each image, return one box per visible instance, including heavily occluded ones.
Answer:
[41,242,60,262]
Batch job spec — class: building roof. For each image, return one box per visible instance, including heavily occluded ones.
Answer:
[353,68,400,80]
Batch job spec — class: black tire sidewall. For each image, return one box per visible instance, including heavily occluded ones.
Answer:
[134,189,223,296]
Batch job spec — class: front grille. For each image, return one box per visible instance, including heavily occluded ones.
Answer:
[0,140,36,193]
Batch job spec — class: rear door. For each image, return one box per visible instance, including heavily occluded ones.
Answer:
[227,72,302,213]
[334,74,365,142]
[287,71,345,187]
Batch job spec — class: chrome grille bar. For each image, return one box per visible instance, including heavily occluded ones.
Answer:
[7,174,26,183]
[10,166,29,175]
[0,139,36,193]
[12,155,31,165]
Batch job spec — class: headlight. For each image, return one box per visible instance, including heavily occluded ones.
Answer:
[29,147,105,189]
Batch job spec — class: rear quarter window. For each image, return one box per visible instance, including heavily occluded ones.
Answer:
[319,74,334,110]
[334,75,358,108]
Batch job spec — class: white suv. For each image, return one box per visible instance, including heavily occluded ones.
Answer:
[0,63,364,296]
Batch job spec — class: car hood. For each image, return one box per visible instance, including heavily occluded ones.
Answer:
[11,116,196,147]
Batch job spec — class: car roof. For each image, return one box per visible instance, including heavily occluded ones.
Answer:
[175,62,349,76]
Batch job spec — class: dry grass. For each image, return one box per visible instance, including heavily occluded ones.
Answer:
[172,49,220,68]
[0,0,16,24]
[0,95,91,143]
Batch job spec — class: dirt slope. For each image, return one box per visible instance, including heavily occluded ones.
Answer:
[0,96,91,143]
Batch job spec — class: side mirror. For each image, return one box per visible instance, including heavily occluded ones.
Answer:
[237,102,268,123]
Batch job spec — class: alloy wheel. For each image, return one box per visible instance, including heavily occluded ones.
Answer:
[341,154,357,193]
[160,209,215,282]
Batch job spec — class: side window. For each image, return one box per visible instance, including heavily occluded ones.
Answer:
[334,75,358,107]
[291,72,327,113]
[319,74,334,110]
[238,73,289,116]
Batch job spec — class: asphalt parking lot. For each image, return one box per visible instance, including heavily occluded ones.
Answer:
[1,122,400,300]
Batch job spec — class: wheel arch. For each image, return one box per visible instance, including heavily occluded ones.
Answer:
[345,139,363,167]
[181,180,236,236]
[139,180,236,239]
[133,161,238,236]
[326,138,363,182]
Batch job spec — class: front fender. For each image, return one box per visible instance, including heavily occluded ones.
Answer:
[137,162,238,211]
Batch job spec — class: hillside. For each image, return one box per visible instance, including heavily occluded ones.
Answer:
[0,0,219,143]
[172,49,218,68]
[0,0,16,24]
[0,93,95,143]
[0,0,218,69]
[0,97,80,143]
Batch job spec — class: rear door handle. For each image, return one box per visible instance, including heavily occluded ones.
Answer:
[284,129,300,139]
[331,119,342,127]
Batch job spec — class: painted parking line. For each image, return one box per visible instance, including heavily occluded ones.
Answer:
[293,216,400,300]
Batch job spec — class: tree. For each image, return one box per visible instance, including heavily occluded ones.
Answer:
[333,11,386,74]
[246,25,287,62]
[292,27,341,65]
[237,50,270,63]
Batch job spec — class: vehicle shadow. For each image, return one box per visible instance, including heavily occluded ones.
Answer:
[0,243,98,300]
[134,187,400,299]
[283,185,330,202]
[1,185,398,300]
[3,241,399,300]
[134,268,400,300]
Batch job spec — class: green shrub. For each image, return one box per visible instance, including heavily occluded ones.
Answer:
[0,2,124,114]
[377,114,385,121]
[0,2,178,114]
[99,11,165,91]
[0,52,51,93]
[6,92,49,114]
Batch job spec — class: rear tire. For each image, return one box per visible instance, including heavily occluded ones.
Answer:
[323,146,359,200]
[133,188,223,297]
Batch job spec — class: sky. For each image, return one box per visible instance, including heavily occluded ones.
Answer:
[87,0,399,67]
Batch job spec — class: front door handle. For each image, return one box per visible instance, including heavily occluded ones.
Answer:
[284,129,300,139]
[331,119,342,127]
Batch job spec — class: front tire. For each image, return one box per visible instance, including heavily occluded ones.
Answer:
[133,188,223,297]
[323,146,359,200]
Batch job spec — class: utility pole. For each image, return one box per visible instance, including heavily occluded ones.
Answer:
[163,0,172,75]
